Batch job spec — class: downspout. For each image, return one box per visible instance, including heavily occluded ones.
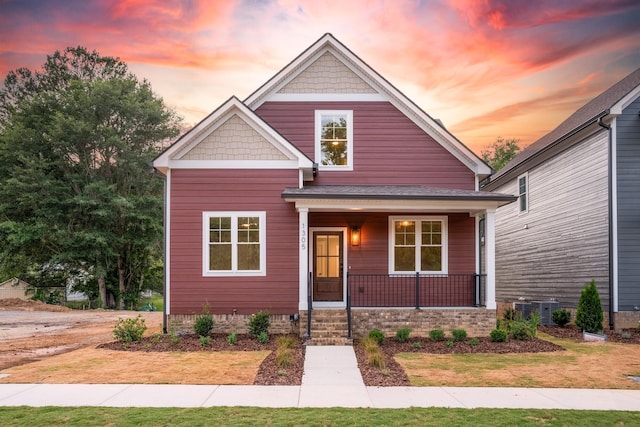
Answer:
[597,112,614,330]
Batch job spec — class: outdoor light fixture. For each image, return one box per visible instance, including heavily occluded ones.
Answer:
[351,226,361,246]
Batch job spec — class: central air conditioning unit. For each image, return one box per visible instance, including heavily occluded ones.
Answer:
[514,302,532,320]
[531,301,560,325]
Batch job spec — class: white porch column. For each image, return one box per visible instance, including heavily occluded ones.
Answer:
[485,209,497,309]
[298,208,309,311]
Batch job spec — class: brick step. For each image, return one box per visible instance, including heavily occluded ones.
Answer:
[311,330,349,338]
[305,337,353,346]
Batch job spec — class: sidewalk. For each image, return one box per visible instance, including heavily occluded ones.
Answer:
[0,347,639,410]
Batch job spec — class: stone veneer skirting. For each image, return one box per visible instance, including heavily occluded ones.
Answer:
[167,313,300,335]
[348,308,497,338]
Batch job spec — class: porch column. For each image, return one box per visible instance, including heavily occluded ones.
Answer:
[485,209,496,309]
[298,208,309,311]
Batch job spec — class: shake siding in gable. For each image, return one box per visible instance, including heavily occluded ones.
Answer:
[493,130,610,308]
[169,168,300,315]
[256,102,475,189]
[616,97,640,311]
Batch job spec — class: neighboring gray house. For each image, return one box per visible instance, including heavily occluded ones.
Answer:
[483,68,640,329]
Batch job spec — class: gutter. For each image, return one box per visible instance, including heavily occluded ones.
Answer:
[597,112,615,330]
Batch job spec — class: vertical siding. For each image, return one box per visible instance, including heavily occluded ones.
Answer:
[170,169,300,315]
[309,212,476,275]
[493,131,610,308]
[256,102,475,189]
[616,97,640,311]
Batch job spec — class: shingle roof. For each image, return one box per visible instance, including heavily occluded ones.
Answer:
[488,67,640,184]
[282,185,516,202]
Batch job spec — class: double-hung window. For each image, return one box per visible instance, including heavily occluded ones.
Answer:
[389,216,448,274]
[315,110,353,170]
[518,173,528,214]
[203,212,266,276]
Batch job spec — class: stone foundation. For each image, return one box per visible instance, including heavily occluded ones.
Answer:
[350,308,496,338]
[613,311,640,329]
[167,313,300,335]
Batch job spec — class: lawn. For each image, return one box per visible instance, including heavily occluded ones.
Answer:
[1,406,639,427]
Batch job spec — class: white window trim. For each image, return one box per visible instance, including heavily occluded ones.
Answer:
[517,172,529,214]
[202,211,266,277]
[315,110,354,171]
[388,216,448,275]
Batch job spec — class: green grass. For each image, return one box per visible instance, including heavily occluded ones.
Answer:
[1,406,639,426]
[137,292,164,312]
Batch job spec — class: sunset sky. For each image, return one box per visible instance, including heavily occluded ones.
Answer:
[1,0,639,154]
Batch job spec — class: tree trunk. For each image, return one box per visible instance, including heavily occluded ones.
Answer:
[98,276,107,309]
[117,257,126,310]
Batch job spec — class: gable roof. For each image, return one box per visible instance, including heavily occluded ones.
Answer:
[153,96,314,179]
[485,67,640,189]
[245,33,491,180]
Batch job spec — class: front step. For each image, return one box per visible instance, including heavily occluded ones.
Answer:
[304,309,351,345]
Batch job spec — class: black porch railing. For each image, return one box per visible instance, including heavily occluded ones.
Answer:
[347,273,486,308]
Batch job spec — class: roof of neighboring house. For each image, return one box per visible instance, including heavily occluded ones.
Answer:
[484,67,640,189]
[282,185,516,202]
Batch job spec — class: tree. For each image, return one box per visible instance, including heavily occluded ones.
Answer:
[481,136,521,171]
[575,280,604,333]
[0,47,181,308]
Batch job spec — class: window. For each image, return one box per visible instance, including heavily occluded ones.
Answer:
[203,212,266,276]
[315,110,353,170]
[389,216,448,274]
[518,173,528,213]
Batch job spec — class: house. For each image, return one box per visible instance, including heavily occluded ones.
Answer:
[482,67,640,329]
[153,34,515,341]
[0,277,30,300]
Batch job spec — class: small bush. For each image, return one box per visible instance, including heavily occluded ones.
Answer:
[528,311,540,337]
[199,335,210,347]
[490,329,507,342]
[552,309,571,327]
[113,315,147,344]
[510,321,534,340]
[193,309,214,337]
[445,340,453,348]
[575,280,604,333]
[367,351,386,368]
[276,335,295,350]
[368,329,385,345]
[469,337,479,346]
[276,348,292,368]
[429,328,445,342]
[249,311,271,338]
[169,333,181,346]
[257,331,269,344]
[503,308,518,321]
[451,329,467,342]
[395,327,411,343]
[362,337,380,354]
[227,332,237,346]
[412,342,422,349]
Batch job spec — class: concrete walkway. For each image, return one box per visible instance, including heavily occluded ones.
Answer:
[0,346,639,410]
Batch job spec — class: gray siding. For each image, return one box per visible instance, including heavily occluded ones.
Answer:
[616,97,640,311]
[493,130,610,308]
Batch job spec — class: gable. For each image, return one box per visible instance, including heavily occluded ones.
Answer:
[180,114,290,161]
[277,52,377,94]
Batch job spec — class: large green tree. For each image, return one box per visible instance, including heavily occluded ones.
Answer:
[0,47,180,308]
[481,136,521,171]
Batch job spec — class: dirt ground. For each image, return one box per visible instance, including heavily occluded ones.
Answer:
[0,298,163,371]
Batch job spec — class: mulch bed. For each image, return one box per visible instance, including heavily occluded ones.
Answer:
[539,324,640,344]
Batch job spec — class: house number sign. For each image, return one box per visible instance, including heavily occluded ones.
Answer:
[300,223,307,250]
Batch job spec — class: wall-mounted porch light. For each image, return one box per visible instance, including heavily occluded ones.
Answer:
[351,226,361,246]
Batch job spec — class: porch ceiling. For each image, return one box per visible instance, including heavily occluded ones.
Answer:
[282,185,516,215]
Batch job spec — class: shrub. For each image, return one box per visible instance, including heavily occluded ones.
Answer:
[528,311,540,337]
[249,311,271,338]
[362,337,380,354]
[193,306,214,337]
[367,351,386,368]
[227,332,237,346]
[490,329,507,342]
[257,331,269,344]
[469,337,479,346]
[368,329,385,345]
[395,327,411,343]
[199,335,210,347]
[276,335,295,350]
[113,315,147,344]
[276,348,292,368]
[429,328,445,342]
[509,320,534,340]
[445,340,453,348]
[451,329,467,342]
[552,309,571,327]
[503,307,518,321]
[169,333,181,347]
[575,280,604,333]
[412,342,422,349]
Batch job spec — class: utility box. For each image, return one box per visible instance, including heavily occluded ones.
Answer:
[531,301,560,325]
[514,302,532,320]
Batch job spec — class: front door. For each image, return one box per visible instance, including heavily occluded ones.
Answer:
[313,231,344,302]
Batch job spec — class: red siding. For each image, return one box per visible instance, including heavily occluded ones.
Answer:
[309,212,476,275]
[256,102,475,189]
[170,169,300,315]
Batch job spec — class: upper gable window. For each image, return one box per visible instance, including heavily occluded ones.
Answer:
[518,173,528,214]
[315,110,353,171]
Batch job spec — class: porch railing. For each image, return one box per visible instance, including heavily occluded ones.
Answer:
[347,273,486,308]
